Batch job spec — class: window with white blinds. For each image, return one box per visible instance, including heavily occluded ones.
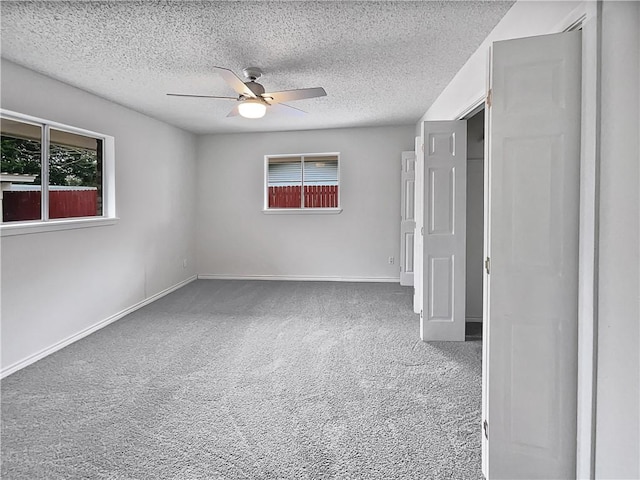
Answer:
[265,153,339,210]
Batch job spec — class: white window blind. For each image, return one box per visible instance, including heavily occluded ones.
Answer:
[268,157,338,186]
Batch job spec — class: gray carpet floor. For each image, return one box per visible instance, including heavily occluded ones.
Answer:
[1,280,482,479]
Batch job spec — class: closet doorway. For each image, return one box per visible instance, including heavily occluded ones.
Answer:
[464,108,485,339]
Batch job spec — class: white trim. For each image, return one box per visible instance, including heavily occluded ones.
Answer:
[556,2,587,32]
[576,2,601,478]
[457,96,486,121]
[264,151,341,159]
[41,124,50,221]
[0,275,197,378]
[262,208,342,215]
[1,108,111,140]
[301,156,305,208]
[1,216,119,236]
[103,136,116,218]
[198,274,399,283]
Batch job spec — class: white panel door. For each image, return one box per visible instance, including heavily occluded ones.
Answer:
[485,30,581,479]
[414,136,423,313]
[400,151,416,286]
[421,121,466,341]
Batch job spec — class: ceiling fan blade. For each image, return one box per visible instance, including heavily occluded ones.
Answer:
[263,87,327,104]
[167,93,237,99]
[268,103,307,117]
[227,105,240,117]
[213,66,255,98]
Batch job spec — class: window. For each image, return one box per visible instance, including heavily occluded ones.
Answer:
[265,153,340,212]
[1,110,115,233]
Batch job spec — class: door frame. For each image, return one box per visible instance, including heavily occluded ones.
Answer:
[455,2,601,478]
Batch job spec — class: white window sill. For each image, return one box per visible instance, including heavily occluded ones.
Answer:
[262,208,343,215]
[0,217,119,236]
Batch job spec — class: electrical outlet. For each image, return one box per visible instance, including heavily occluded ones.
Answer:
[182,258,188,269]
[388,256,394,264]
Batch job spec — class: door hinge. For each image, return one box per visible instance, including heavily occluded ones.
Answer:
[421,143,424,152]
[483,420,489,439]
[486,89,492,108]
[420,309,423,319]
[485,257,490,275]
[421,227,424,236]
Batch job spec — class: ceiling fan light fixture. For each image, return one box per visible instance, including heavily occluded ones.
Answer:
[238,99,266,119]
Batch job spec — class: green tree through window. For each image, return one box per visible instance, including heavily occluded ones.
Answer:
[1,136,99,187]
[1,136,41,182]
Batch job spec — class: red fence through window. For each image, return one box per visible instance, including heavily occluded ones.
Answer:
[2,190,98,222]
[269,185,338,208]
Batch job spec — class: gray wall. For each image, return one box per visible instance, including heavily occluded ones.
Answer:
[1,60,198,372]
[195,126,415,281]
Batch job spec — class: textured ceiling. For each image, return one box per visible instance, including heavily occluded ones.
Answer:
[0,1,514,134]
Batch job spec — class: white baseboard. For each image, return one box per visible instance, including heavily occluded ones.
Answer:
[1,275,197,379]
[197,274,400,283]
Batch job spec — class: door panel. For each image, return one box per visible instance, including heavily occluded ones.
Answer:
[428,167,454,234]
[403,232,414,275]
[428,255,454,319]
[421,121,466,341]
[400,151,416,286]
[485,30,581,479]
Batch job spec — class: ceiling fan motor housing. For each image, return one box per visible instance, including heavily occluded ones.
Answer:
[242,67,266,96]
[242,67,262,81]
[246,81,266,96]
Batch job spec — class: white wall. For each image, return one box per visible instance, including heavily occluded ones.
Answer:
[595,2,639,478]
[1,60,197,374]
[196,126,414,281]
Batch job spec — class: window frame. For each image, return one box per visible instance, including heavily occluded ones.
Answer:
[0,109,116,236]
[263,152,342,214]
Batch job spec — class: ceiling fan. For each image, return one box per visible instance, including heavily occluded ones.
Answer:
[167,66,327,119]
